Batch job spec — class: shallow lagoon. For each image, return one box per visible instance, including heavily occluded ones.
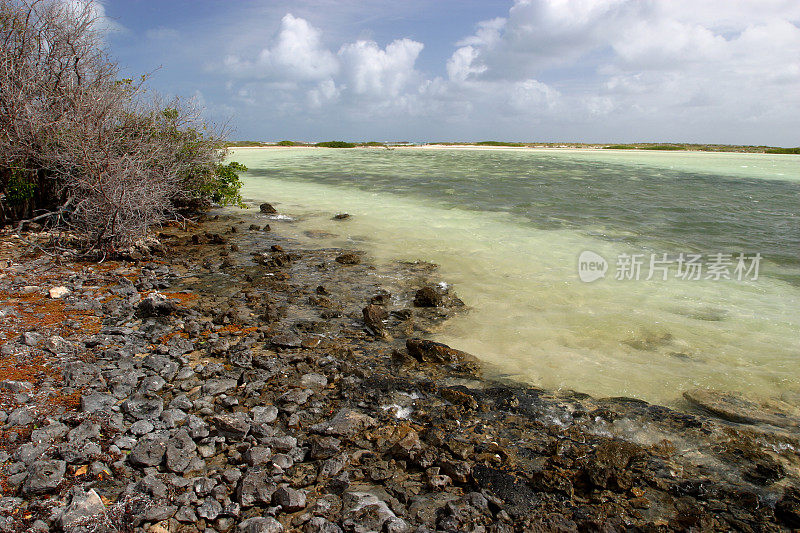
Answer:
[229,147,800,406]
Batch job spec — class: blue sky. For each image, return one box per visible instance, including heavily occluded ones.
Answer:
[102,1,800,145]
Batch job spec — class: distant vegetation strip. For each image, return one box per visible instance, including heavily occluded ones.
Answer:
[225,140,800,154]
[226,140,389,148]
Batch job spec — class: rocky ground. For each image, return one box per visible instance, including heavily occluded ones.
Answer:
[0,209,798,533]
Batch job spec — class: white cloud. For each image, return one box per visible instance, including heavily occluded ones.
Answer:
[446,45,485,82]
[338,38,424,97]
[212,3,800,143]
[224,13,338,81]
[61,0,126,35]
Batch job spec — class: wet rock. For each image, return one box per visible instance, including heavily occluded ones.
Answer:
[335,253,360,265]
[273,486,307,512]
[413,286,442,307]
[22,460,66,495]
[684,388,800,428]
[406,338,470,364]
[332,213,350,220]
[776,486,800,528]
[137,293,176,317]
[260,203,278,214]
[363,304,388,333]
[440,387,479,410]
[59,488,106,532]
[239,516,284,533]
[311,408,377,437]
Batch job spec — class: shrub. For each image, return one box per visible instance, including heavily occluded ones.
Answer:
[315,141,356,148]
[476,141,526,147]
[765,147,800,154]
[0,0,245,248]
[276,140,297,146]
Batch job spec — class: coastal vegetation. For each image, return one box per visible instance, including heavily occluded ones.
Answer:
[315,141,357,148]
[765,147,800,154]
[0,0,245,249]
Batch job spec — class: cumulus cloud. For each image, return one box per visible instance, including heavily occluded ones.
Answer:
[444,0,800,133]
[213,2,800,143]
[338,38,424,97]
[61,0,126,35]
[224,14,338,82]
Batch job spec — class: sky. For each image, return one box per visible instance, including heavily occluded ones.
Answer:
[101,0,800,145]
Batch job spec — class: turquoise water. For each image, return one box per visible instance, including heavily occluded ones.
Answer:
[229,147,800,405]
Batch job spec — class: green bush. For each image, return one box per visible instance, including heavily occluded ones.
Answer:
[765,147,800,154]
[4,169,36,205]
[641,145,685,150]
[315,141,356,148]
[476,141,526,147]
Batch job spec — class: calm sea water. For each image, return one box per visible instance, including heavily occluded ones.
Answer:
[229,147,800,406]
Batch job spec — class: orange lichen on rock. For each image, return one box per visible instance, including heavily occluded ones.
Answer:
[160,291,199,305]
[0,290,101,342]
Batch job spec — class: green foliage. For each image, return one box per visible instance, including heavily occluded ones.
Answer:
[276,140,297,146]
[359,141,386,147]
[765,147,800,154]
[4,169,36,204]
[641,144,685,150]
[222,141,265,147]
[476,141,526,147]
[197,161,247,207]
[604,144,636,149]
[315,141,356,148]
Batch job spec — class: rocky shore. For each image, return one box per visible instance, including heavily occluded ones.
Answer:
[0,209,798,532]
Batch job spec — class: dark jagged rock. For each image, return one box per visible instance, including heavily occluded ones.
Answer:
[136,293,177,317]
[413,286,443,307]
[335,252,361,265]
[22,460,66,495]
[406,338,470,363]
[260,203,278,214]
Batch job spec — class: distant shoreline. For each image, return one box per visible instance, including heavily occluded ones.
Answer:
[227,143,800,155]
